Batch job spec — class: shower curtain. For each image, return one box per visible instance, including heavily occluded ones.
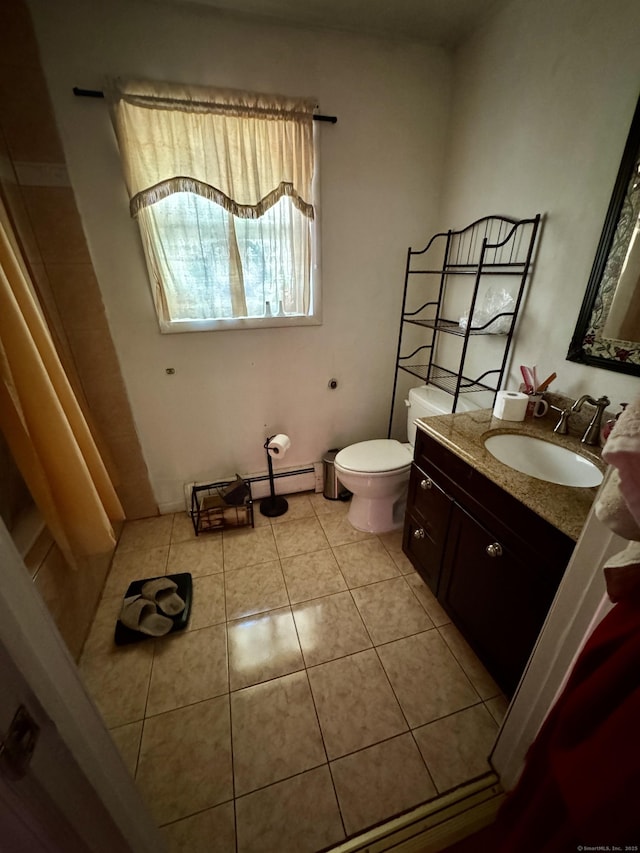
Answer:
[0,195,124,566]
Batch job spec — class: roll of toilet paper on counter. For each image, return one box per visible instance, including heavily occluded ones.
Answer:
[267,434,291,458]
[493,391,528,421]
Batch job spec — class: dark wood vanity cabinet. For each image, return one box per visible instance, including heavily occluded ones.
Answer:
[403,428,576,697]
[403,464,453,593]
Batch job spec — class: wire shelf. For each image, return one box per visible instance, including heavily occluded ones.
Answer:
[428,365,498,395]
[398,363,429,382]
[403,317,512,337]
[409,264,529,276]
[398,363,498,394]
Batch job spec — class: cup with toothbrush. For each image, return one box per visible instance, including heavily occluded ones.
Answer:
[520,365,555,418]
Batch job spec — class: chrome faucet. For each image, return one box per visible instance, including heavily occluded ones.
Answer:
[550,404,572,435]
[570,395,611,445]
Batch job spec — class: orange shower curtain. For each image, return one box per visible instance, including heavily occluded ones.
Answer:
[0,197,124,564]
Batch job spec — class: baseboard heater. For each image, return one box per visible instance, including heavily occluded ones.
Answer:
[184,463,323,513]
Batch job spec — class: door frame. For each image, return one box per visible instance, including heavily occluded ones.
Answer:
[0,520,164,853]
[490,495,619,788]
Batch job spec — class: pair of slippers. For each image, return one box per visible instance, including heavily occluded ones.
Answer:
[119,578,186,637]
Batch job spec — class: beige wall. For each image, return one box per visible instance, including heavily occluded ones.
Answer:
[0,0,156,520]
[28,0,451,512]
[0,0,155,658]
[441,0,640,407]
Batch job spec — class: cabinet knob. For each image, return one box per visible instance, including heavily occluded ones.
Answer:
[420,478,432,490]
[486,542,503,558]
[413,527,426,540]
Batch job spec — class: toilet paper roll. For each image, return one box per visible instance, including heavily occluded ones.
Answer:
[493,390,528,421]
[267,434,291,458]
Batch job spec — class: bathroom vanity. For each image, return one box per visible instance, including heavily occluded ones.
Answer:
[403,411,605,697]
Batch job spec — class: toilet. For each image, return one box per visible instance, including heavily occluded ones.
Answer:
[334,385,478,534]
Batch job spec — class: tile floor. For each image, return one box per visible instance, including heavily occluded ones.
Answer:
[79,492,508,853]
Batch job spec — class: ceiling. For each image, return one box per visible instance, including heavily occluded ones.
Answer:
[161,0,512,49]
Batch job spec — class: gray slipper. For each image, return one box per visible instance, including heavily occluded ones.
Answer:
[119,595,173,637]
[140,577,186,617]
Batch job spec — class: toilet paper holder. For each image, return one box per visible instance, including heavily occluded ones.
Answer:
[260,434,290,518]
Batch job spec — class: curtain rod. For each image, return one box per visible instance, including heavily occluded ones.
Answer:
[72,87,337,123]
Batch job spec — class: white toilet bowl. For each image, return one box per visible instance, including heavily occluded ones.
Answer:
[334,439,412,534]
[334,385,479,534]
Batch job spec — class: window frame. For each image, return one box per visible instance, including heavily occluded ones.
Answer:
[145,125,322,334]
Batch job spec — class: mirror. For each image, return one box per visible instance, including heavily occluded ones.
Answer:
[567,93,640,376]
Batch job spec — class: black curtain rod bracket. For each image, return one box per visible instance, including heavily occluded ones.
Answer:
[72,87,336,122]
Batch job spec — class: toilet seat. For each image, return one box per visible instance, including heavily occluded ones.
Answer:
[335,439,412,474]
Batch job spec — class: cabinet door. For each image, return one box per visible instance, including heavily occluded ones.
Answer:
[439,504,562,697]
[403,464,453,594]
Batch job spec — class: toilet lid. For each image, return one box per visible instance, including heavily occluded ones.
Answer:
[336,439,412,473]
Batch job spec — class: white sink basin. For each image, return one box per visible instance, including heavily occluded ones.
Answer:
[484,433,603,488]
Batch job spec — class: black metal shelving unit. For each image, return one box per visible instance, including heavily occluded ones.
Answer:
[388,214,541,436]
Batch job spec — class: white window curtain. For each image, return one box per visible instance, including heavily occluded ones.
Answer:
[107,79,318,330]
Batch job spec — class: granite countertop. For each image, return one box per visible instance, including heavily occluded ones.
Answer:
[415,409,608,541]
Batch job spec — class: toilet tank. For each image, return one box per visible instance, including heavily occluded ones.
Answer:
[406,385,479,446]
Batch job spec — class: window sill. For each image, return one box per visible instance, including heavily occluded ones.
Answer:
[159,314,322,333]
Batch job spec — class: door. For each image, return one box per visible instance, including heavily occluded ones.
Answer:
[0,644,89,852]
[0,520,165,853]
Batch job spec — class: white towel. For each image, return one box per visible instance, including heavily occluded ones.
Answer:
[602,396,640,529]
[599,396,640,601]
[602,541,640,602]
[594,468,640,541]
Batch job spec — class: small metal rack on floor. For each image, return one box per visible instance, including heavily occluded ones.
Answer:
[388,214,542,435]
[190,477,254,535]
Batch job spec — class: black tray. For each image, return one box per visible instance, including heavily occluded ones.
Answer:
[114,572,192,646]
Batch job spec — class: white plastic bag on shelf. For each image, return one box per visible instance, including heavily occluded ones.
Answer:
[459,287,515,335]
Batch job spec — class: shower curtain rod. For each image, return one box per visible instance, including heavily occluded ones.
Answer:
[72,87,337,123]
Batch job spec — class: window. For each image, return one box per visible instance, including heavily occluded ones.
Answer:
[109,79,320,332]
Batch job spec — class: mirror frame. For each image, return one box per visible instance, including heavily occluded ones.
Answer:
[567,93,640,376]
